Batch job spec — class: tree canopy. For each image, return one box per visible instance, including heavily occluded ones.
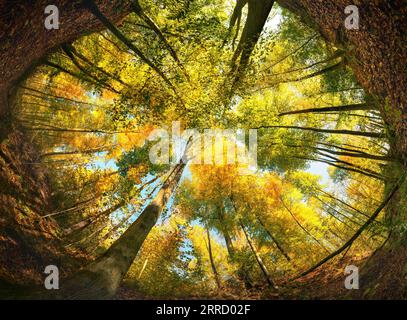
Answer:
[1,0,405,300]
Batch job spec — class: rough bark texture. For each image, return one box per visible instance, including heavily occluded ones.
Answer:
[5,164,185,299]
[0,0,406,299]
[0,0,131,106]
[53,163,185,299]
[0,126,90,287]
[0,0,132,295]
[277,0,407,163]
[276,0,407,299]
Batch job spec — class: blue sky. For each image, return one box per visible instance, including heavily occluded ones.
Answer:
[307,161,330,185]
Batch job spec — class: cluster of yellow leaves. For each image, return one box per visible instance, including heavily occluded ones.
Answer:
[127,164,148,184]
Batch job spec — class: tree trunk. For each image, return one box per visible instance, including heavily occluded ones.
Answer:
[137,259,148,280]
[0,1,131,111]
[257,125,384,138]
[278,103,374,116]
[257,217,291,262]
[275,0,406,162]
[216,203,235,258]
[0,3,133,289]
[240,223,275,288]
[276,0,407,298]
[206,226,222,290]
[17,163,186,299]
[231,0,275,87]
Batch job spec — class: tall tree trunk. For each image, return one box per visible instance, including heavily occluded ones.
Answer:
[275,0,406,162]
[0,3,132,289]
[276,0,407,298]
[0,1,131,130]
[26,163,186,299]
[257,217,291,262]
[230,0,274,91]
[240,223,275,289]
[216,203,235,258]
[256,125,384,138]
[137,259,149,280]
[206,226,222,290]
[278,103,374,116]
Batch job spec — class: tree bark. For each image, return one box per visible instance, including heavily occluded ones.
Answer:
[276,0,407,298]
[278,103,374,116]
[240,223,275,289]
[206,226,222,290]
[46,163,185,299]
[257,125,384,139]
[0,163,185,299]
[231,0,275,83]
[276,0,407,163]
[0,0,131,119]
[216,203,235,258]
[257,217,291,262]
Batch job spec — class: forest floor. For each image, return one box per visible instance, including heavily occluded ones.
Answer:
[115,255,366,300]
